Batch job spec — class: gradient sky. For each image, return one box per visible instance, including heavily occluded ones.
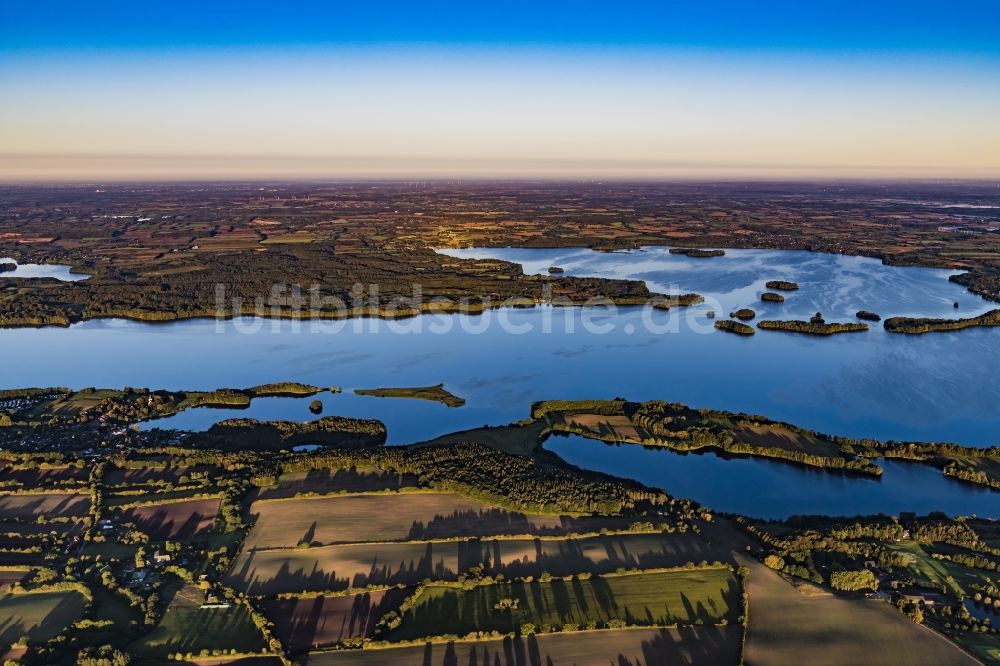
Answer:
[2,1,999,180]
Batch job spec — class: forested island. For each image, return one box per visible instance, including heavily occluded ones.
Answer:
[857,310,882,321]
[765,280,799,291]
[353,384,466,408]
[884,308,1000,334]
[757,320,869,335]
[714,319,756,336]
[668,248,726,257]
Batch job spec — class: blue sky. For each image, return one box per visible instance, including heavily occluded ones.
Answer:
[3,1,999,53]
[1,1,998,180]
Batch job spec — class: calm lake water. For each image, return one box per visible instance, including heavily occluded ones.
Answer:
[546,434,1000,520]
[0,257,89,281]
[2,246,999,517]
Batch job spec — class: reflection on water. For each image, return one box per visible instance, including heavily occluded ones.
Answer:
[546,434,1000,520]
[440,246,987,320]
[0,257,89,281]
[1,246,998,447]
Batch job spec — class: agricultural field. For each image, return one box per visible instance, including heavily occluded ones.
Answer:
[105,487,216,508]
[130,583,267,658]
[389,568,739,641]
[244,492,615,550]
[0,589,88,645]
[0,465,89,486]
[0,520,83,537]
[729,424,843,458]
[105,464,215,486]
[34,390,120,418]
[251,467,420,501]
[0,570,28,592]
[227,532,737,595]
[888,541,993,597]
[262,589,409,650]
[299,626,742,666]
[973,518,1000,549]
[117,497,221,540]
[561,413,647,442]
[739,557,977,665]
[0,492,90,520]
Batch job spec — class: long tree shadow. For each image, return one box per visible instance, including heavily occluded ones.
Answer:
[267,588,408,650]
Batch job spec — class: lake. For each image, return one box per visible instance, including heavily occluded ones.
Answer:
[2,245,999,517]
[546,433,999,520]
[0,257,89,281]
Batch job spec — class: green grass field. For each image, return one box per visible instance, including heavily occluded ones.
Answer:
[129,583,266,658]
[301,626,742,666]
[953,631,1000,664]
[390,568,739,641]
[889,541,993,596]
[0,589,88,644]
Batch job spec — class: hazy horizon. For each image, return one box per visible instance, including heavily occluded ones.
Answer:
[2,2,999,181]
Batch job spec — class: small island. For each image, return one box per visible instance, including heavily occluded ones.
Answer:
[354,383,466,407]
[729,308,756,321]
[246,382,327,397]
[714,320,756,336]
[761,292,785,303]
[0,262,16,274]
[856,310,881,322]
[757,320,869,335]
[884,308,1000,334]
[765,280,799,290]
[309,399,323,414]
[650,293,705,310]
[668,248,725,258]
[547,266,565,274]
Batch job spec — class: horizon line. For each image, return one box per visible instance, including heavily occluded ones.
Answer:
[1,154,998,184]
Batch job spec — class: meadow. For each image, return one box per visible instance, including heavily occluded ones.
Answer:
[389,568,739,641]
[299,626,742,666]
[0,465,89,486]
[130,583,266,658]
[105,464,215,486]
[0,589,88,645]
